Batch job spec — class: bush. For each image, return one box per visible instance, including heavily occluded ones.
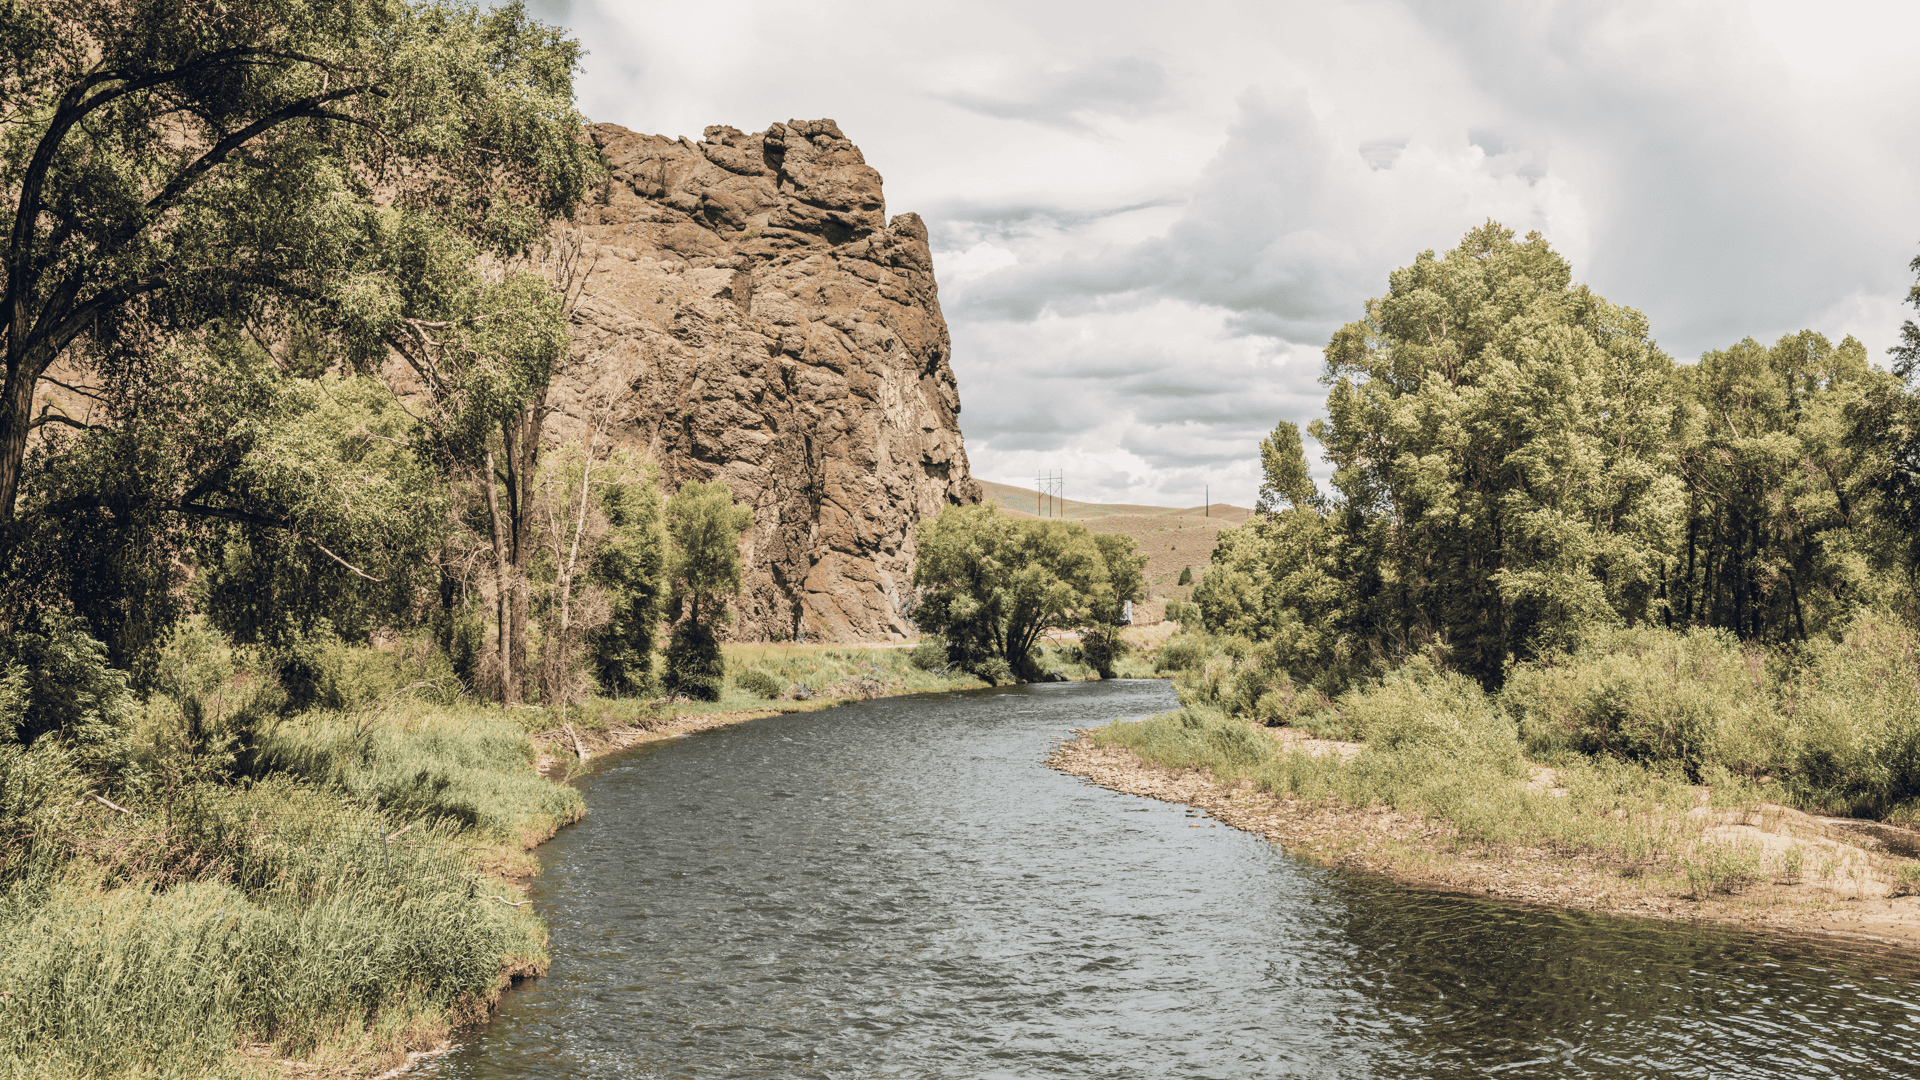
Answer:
[968,656,1014,686]
[1079,623,1130,679]
[1164,599,1198,624]
[664,621,724,701]
[909,636,948,671]
[1154,632,1211,673]
[1499,626,1783,780]
[1782,610,1920,818]
[2,612,139,780]
[1177,566,1193,586]
[734,668,783,699]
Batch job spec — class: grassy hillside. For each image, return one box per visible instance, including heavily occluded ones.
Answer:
[976,479,1248,623]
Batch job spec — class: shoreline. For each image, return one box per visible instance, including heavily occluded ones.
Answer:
[335,675,986,1079]
[1048,731,1920,957]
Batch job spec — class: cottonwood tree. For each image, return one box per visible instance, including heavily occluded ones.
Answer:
[0,0,597,648]
[1312,222,1683,686]
[532,432,666,710]
[662,480,751,701]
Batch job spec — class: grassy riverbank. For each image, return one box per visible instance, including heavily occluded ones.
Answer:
[0,636,987,1080]
[1064,617,1920,948]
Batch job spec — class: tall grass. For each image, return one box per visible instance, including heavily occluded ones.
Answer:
[0,776,547,1078]
[0,628,580,1078]
[1091,704,1710,865]
[1145,609,1920,827]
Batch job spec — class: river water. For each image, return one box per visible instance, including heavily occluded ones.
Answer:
[432,681,1920,1078]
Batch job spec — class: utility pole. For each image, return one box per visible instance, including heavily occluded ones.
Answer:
[1205,483,1209,517]
[1036,469,1063,518]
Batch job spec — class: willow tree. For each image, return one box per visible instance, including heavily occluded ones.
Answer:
[0,0,597,656]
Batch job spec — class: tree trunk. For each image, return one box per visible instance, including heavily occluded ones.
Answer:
[481,452,520,706]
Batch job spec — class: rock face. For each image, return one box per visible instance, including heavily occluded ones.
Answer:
[547,119,980,642]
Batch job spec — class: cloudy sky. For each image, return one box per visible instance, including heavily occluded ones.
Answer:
[523,0,1920,508]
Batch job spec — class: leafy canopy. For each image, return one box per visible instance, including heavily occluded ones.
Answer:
[0,0,599,572]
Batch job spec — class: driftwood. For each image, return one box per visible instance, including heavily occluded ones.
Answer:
[87,793,133,815]
[482,894,532,907]
[564,722,587,764]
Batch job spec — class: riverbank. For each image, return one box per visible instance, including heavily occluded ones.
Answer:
[1050,725,1920,952]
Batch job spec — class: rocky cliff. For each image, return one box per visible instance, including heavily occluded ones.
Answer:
[546,119,980,642]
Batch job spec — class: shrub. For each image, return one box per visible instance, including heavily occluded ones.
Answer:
[909,636,948,670]
[1782,610,1920,818]
[1177,565,1193,586]
[1078,623,1130,679]
[968,656,1014,686]
[2,612,139,779]
[735,668,783,698]
[664,621,724,701]
[1498,626,1783,780]
[1154,632,1211,673]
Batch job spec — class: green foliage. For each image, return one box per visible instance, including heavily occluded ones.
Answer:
[1177,565,1193,586]
[910,504,1119,681]
[587,453,668,698]
[1313,222,1682,687]
[734,668,784,699]
[1498,626,1782,780]
[664,621,725,702]
[909,636,949,670]
[1670,332,1894,641]
[664,480,752,632]
[1,0,600,673]
[1780,610,1920,818]
[1,612,138,780]
[197,372,446,652]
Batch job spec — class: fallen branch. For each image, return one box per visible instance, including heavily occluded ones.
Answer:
[482,894,531,907]
[564,722,587,764]
[88,793,133,815]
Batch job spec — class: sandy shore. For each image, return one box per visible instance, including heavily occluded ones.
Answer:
[1049,730,1920,955]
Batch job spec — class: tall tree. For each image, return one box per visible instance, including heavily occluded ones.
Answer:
[662,480,751,701]
[1312,222,1681,686]
[1672,332,1884,641]
[0,0,597,634]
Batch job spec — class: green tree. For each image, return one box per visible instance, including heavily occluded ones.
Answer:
[1195,417,1356,692]
[910,504,1114,683]
[662,480,750,700]
[1079,532,1148,678]
[587,455,668,698]
[1671,332,1890,641]
[1314,221,1682,686]
[0,0,597,655]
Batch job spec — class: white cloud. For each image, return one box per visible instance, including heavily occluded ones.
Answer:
[521,0,1920,506]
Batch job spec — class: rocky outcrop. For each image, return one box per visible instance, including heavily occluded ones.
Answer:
[546,119,980,642]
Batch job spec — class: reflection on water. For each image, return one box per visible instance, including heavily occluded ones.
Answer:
[429,682,1920,1078]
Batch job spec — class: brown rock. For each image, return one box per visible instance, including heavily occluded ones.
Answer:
[547,120,981,642]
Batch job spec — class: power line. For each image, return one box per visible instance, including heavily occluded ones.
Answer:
[1036,469,1063,518]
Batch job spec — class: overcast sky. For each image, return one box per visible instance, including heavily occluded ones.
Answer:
[523,0,1920,508]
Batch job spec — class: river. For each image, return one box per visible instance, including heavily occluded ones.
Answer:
[430,680,1920,1078]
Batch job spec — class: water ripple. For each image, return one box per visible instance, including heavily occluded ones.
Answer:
[431,682,1920,1079]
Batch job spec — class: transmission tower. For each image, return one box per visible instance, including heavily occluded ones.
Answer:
[1036,469,1064,518]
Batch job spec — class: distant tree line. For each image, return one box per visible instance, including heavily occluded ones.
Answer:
[1195,222,1920,695]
